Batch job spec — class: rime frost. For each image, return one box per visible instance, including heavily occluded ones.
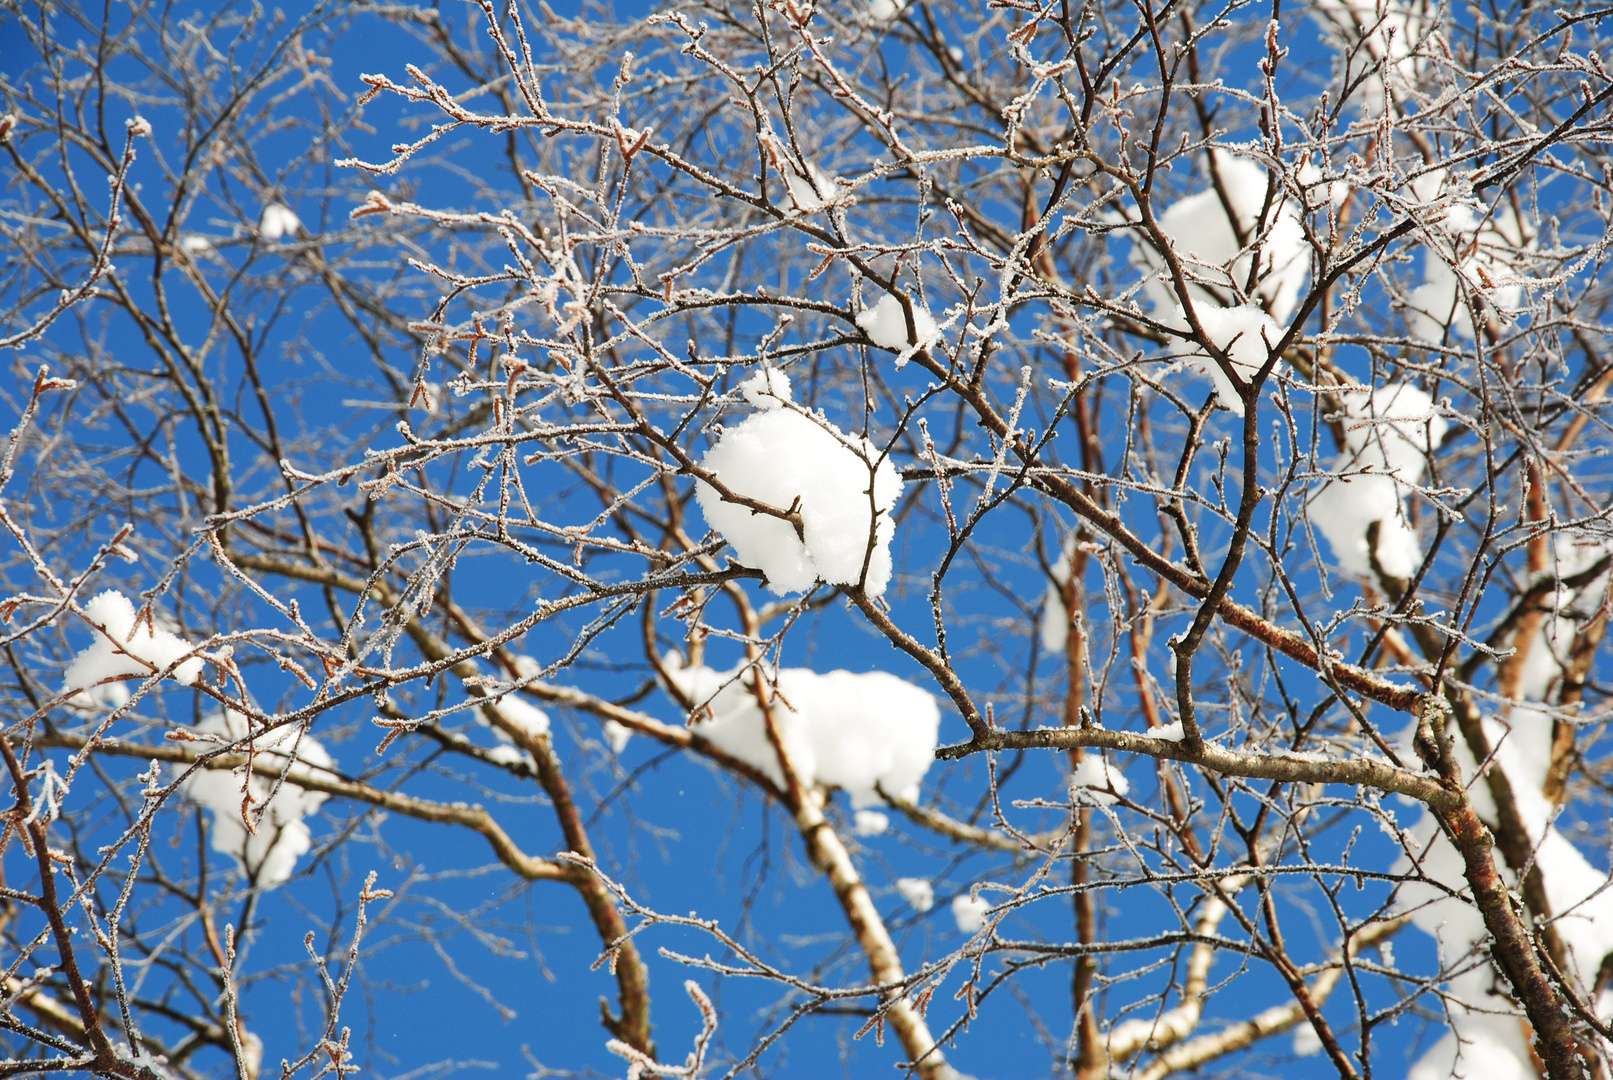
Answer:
[182,711,333,888]
[694,370,902,596]
[663,654,940,808]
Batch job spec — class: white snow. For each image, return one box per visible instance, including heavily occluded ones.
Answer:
[1153,721,1186,743]
[784,165,836,213]
[602,719,632,754]
[63,590,203,703]
[695,371,903,596]
[488,694,550,738]
[1308,383,1445,578]
[1070,755,1129,806]
[1514,533,1613,700]
[1308,474,1421,578]
[663,653,940,808]
[1180,304,1283,416]
[896,877,934,912]
[178,234,212,255]
[867,0,908,20]
[1336,383,1448,477]
[1133,154,1311,326]
[1404,171,1534,341]
[738,367,792,409]
[182,710,333,888]
[856,292,942,365]
[1405,1022,1538,1080]
[854,809,890,836]
[1313,0,1426,112]
[1292,1020,1324,1057]
[951,892,991,933]
[1358,529,1613,1080]
[258,202,302,241]
[484,745,529,767]
[1041,534,1076,654]
[468,685,550,765]
[1128,154,1319,412]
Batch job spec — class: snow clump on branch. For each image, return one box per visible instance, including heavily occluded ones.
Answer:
[1132,154,1311,326]
[1312,0,1427,112]
[784,164,836,213]
[182,710,334,888]
[1405,170,1535,342]
[478,692,551,767]
[1307,383,1446,579]
[1355,532,1613,1075]
[951,892,991,934]
[258,202,302,241]
[1040,533,1078,654]
[856,292,942,367]
[1180,304,1283,417]
[1070,755,1130,806]
[662,652,939,809]
[895,877,934,912]
[695,369,902,597]
[1127,154,1318,414]
[63,590,203,707]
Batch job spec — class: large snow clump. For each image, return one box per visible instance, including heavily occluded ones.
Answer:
[63,590,203,707]
[663,653,939,808]
[1308,382,1446,579]
[1132,154,1311,326]
[695,369,902,597]
[1404,170,1534,342]
[183,710,334,888]
[1129,154,1315,415]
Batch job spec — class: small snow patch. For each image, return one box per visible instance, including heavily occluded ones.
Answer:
[258,202,302,241]
[856,293,941,365]
[896,877,934,912]
[1070,755,1129,806]
[952,892,991,933]
[854,809,890,836]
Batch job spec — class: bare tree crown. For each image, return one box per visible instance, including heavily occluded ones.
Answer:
[2,1,1612,1078]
